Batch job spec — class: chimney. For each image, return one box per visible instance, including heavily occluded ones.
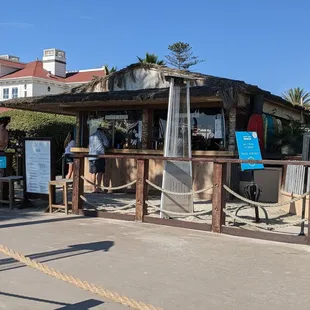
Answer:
[42,48,66,77]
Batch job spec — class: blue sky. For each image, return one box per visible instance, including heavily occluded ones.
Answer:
[1,0,309,96]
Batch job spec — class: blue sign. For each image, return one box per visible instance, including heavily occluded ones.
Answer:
[0,156,7,169]
[235,132,264,171]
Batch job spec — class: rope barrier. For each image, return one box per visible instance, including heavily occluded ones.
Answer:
[223,185,310,208]
[145,200,211,217]
[0,244,163,310]
[146,180,213,196]
[223,207,307,230]
[82,176,137,191]
[80,195,135,212]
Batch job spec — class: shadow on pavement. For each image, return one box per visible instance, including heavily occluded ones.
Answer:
[55,299,104,309]
[0,214,84,229]
[0,292,104,309]
[0,241,114,272]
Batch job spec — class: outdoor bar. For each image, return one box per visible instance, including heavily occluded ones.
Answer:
[2,63,310,218]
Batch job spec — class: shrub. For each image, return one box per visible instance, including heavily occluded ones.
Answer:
[1,110,75,174]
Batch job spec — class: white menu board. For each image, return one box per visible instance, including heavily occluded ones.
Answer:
[25,140,51,194]
[214,115,223,139]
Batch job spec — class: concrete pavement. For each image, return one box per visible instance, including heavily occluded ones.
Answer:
[0,210,310,309]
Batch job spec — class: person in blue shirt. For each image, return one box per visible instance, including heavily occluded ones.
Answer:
[88,127,109,193]
[64,131,76,179]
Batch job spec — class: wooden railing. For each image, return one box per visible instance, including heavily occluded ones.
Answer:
[71,154,310,244]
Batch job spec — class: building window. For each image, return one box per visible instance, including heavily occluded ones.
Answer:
[12,87,18,98]
[24,91,27,98]
[44,50,54,57]
[153,108,226,151]
[56,51,65,58]
[87,110,143,149]
[3,88,9,99]
[48,86,51,92]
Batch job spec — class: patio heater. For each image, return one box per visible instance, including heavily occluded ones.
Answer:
[160,76,194,218]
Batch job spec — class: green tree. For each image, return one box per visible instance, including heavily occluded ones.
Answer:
[137,52,165,65]
[1,110,74,173]
[282,87,310,106]
[165,42,204,70]
[103,65,117,75]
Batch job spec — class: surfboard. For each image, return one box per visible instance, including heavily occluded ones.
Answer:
[247,114,264,151]
[265,114,274,150]
[262,114,268,150]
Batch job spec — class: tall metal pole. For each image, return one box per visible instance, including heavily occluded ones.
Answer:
[160,78,175,218]
[299,166,308,236]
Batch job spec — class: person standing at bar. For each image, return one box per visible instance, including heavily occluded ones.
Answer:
[88,127,109,193]
[64,131,76,179]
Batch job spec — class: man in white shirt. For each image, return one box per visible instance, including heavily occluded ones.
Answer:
[89,127,109,193]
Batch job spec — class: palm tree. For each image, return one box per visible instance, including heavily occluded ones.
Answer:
[103,65,117,75]
[137,52,165,65]
[282,87,310,106]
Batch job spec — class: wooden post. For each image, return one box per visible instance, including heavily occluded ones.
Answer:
[135,159,149,221]
[72,156,84,215]
[212,162,226,233]
[81,112,89,147]
[142,108,153,149]
[75,112,82,147]
[227,107,237,152]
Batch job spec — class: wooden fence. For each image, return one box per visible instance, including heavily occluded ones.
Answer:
[71,154,310,245]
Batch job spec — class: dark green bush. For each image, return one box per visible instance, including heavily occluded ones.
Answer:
[1,110,75,174]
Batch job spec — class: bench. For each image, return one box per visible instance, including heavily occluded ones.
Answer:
[48,179,73,215]
[0,176,23,209]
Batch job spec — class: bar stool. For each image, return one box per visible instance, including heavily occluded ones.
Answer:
[48,179,73,214]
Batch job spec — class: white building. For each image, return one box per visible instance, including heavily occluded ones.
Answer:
[0,48,105,101]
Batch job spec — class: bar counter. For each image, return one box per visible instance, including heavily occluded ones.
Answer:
[71,148,236,197]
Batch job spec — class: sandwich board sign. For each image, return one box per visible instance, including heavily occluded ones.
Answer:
[235,131,264,171]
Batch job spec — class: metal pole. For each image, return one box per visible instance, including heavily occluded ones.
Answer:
[112,120,115,148]
[16,154,22,189]
[62,155,65,179]
[160,78,174,218]
[299,166,308,236]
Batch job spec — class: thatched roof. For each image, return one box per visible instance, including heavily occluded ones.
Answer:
[0,86,221,115]
[66,63,302,111]
[0,63,303,115]
[70,63,258,93]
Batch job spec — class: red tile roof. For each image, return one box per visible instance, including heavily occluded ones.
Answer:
[0,61,65,81]
[0,60,105,83]
[65,69,105,83]
[0,58,25,69]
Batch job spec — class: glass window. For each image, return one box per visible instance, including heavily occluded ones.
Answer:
[56,51,65,58]
[44,50,54,57]
[3,88,9,99]
[87,110,143,149]
[12,87,18,98]
[153,108,225,151]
